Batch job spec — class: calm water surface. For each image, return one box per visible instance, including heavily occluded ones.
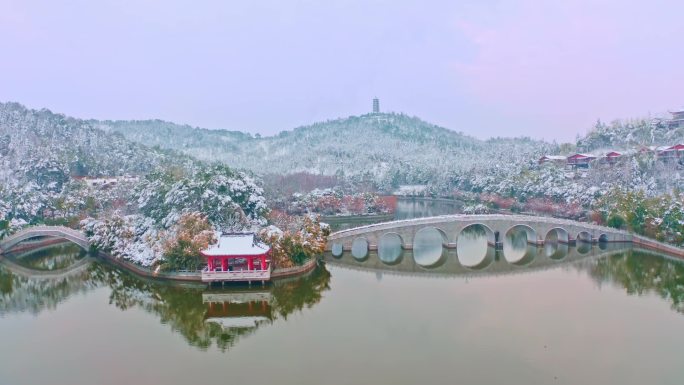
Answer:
[327,197,462,231]
[2,241,684,385]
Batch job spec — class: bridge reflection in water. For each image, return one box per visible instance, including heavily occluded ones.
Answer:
[328,226,635,277]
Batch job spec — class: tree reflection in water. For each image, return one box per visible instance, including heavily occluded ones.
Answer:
[0,243,331,351]
[3,243,684,351]
[10,243,87,271]
[94,264,331,351]
[578,250,684,314]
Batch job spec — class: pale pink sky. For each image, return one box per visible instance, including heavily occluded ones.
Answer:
[1,0,682,141]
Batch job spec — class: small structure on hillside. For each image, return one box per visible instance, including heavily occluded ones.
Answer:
[658,143,684,160]
[73,175,139,189]
[667,109,684,129]
[201,233,271,284]
[567,153,596,168]
[601,151,622,165]
[373,97,380,114]
[538,155,566,165]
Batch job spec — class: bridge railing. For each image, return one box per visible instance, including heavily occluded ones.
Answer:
[327,213,634,239]
[0,225,90,252]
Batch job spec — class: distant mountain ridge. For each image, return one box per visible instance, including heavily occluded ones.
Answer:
[0,102,194,181]
[94,112,551,190]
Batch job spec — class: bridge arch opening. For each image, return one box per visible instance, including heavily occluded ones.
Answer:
[413,227,447,268]
[577,231,592,243]
[544,228,570,260]
[545,228,569,244]
[378,233,404,265]
[351,238,369,261]
[331,243,344,258]
[4,242,89,273]
[598,234,609,250]
[576,231,592,254]
[546,242,569,260]
[576,241,592,254]
[457,224,495,268]
[503,225,538,265]
[461,245,496,270]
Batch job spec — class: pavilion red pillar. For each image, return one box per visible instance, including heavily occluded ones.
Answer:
[207,257,213,270]
[221,257,227,271]
[248,256,254,270]
[260,256,267,270]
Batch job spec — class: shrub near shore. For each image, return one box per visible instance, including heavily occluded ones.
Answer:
[260,212,330,268]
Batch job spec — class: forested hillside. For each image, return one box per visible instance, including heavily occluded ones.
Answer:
[0,102,190,222]
[577,118,684,152]
[0,102,269,266]
[96,113,552,191]
[95,109,684,208]
[3,101,682,250]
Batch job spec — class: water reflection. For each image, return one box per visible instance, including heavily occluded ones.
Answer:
[394,198,461,220]
[331,243,343,257]
[576,240,592,254]
[412,227,446,267]
[579,250,684,314]
[328,241,638,278]
[327,197,462,231]
[351,238,369,261]
[0,242,331,352]
[327,245,684,317]
[377,233,403,265]
[503,227,537,265]
[9,242,87,271]
[544,241,569,260]
[457,224,491,267]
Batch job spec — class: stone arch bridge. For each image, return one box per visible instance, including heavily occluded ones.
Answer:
[0,226,90,254]
[326,214,633,254]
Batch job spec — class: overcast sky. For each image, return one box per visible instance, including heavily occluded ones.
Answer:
[1,0,682,141]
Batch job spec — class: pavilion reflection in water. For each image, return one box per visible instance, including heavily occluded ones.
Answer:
[203,290,274,329]
[0,240,331,352]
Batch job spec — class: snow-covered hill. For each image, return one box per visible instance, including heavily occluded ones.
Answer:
[0,102,266,232]
[93,110,684,208]
[2,101,682,248]
[0,102,195,221]
[577,118,684,152]
[95,113,552,191]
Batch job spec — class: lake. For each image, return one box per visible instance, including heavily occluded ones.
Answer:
[327,197,463,231]
[1,240,684,385]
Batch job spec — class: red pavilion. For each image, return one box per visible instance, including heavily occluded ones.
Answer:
[201,233,271,283]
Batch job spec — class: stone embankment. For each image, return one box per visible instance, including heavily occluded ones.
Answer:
[0,226,320,283]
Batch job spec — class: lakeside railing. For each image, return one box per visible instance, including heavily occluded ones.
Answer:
[201,267,272,282]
